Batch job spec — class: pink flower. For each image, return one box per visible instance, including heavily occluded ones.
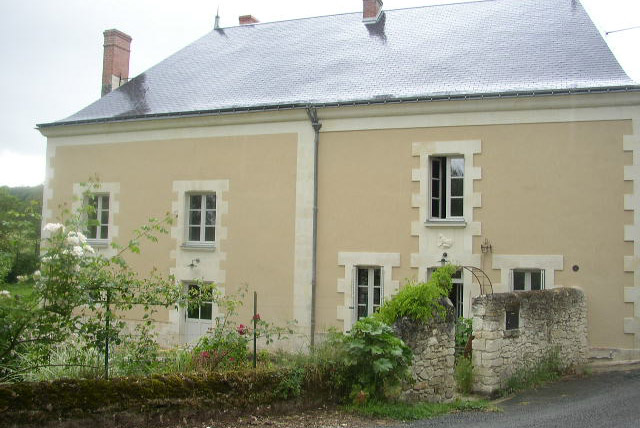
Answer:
[237,324,248,335]
[229,357,235,362]
[252,313,261,321]
[200,351,210,360]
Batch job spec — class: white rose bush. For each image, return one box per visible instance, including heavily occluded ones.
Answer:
[0,186,199,381]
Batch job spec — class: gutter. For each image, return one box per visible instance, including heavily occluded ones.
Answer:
[37,85,640,129]
[306,107,322,348]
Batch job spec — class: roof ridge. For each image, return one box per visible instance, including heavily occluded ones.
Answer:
[219,0,497,30]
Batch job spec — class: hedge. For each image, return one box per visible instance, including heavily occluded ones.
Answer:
[0,368,334,424]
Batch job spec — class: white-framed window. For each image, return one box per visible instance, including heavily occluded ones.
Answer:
[87,194,109,240]
[430,156,464,220]
[355,266,383,320]
[511,269,544,291]
[428,267,464,318]
[186,193,216,244]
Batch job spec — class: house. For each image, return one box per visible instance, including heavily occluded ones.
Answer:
[38,0,640,360]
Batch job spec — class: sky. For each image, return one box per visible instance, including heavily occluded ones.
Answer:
[0,0,638,187]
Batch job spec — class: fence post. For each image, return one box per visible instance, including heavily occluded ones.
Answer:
[253,291,257,369]
[104,287,111,379]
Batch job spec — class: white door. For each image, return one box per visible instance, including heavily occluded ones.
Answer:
[184,283,214,344]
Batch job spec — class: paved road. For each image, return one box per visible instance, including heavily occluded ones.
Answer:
[392,369,640,428]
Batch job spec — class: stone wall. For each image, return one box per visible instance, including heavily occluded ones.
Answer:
[394,306,456,403]
[472,287,588,395]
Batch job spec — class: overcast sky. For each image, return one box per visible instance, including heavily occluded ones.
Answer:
[0,0,638,187]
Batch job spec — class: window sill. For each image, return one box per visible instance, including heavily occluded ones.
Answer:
[504,329,520,338]
[86,239,110,248]
[181,242,216,251]
[424,219,467,228]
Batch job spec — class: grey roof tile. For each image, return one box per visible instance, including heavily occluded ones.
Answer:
[44,0,638,127]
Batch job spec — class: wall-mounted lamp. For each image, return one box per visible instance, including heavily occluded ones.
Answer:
[188,258,200,268]
[481,238,493,254]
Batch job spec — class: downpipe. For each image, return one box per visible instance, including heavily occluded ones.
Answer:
[306,107,322,349]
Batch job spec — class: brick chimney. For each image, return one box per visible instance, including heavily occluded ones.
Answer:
[363,0,383,23]
[101,29,132,97]
[239,15,259,25]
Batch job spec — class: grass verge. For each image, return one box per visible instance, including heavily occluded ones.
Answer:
[2,280,33,297]
[501,348,568,396]
[345,399,492,421]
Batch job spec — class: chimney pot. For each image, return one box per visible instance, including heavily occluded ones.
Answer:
[363,0,383,23]
[101,29,132,97]
[239,15,259,25]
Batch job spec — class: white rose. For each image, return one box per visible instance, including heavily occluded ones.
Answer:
[43,223,65,233]
[71,246,84,257]
[0,290,10,297]
[65,236,80,246]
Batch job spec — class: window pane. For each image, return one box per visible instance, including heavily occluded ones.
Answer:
[200,303,213,320]
[374,287,381,305]
[531,271,542,290]
[205,194,216,209]
[187,305,199,319]
[373,268,381,286]
[189,210,201,227]
[100,226,109,239]
[451,198,463,217]
[432,179,440,198]
[513,271,525,290]
[431,200,440,218]
[450,158,464,177]
[451,178,463,197]
[358,287,368,305]
[88,225,97,239]
[100,210,109,225]
[431,158,441,179]
[190,195,201,209]
[205,211,216,226]
[452,270,462,280]
[204,227,215,242]
[357,268,368,286]
[101,196,109,209]
[189,227,200,241]
[357,305,367,320]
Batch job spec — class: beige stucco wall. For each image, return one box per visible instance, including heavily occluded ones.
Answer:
[316,120,633,349]
[48,134,298,331]
[43,111,636,350]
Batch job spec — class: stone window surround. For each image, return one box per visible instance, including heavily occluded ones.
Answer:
[492,254,564,292]
[71,182,120,253]
[410,139,482,283]
[337,251,400,332]
[623,118,640,347]
[170,179,229,344]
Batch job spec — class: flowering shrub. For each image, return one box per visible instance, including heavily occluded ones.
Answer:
[0,182,202,381]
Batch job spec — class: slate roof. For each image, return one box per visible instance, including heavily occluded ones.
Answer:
[40,0,639,127]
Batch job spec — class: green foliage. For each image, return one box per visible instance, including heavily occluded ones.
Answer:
[273,366,305,399]
[345,399,491,420]
[194,330,249,369]
[502,347,567,396]
[0,186,41,283]
[0,181,195,381]
[375,265,458,325]
[330,317,412,402]
[454,356,474,394]
[0,368,327,424]
[455,317,473,350]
